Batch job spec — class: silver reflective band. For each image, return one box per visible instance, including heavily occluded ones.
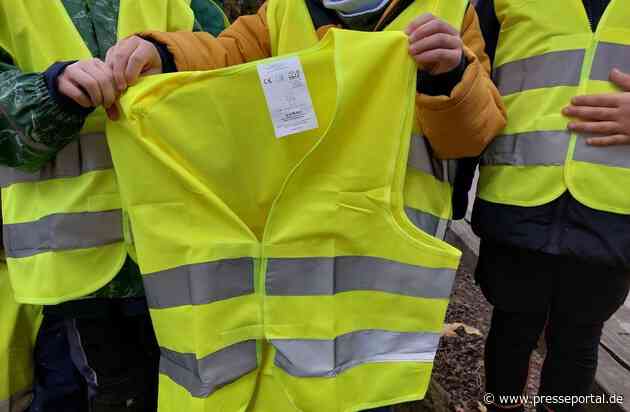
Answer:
[273,330,440,378]
[159,341,257,398]
[573,135,630,168]
[407,134,449,182]
[590,42,630,82]
[143,258,255,309]
[266,256,455,299]
[0,133,112,188]
[405,207,449,240]
[493,49,584,96]
[481,131,571,166]
[3,210,123,258]
[0,387,33,412]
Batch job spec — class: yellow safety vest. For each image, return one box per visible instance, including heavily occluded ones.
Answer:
[479,0,630,214]
[267,0,468,239]
[107,29,461,411]
[0,0,203,304]
[0,260,42,412]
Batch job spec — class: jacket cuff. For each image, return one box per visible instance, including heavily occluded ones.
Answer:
[417,55,468,96]
[144,38,178,73]
[44,61,94,116]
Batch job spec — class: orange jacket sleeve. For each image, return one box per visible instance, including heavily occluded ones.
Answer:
[142,4,506,159]
[418,6,506,159]
[142,4,272,71]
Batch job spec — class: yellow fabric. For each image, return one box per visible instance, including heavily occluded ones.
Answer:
[107,29,461,411]
[0,0,195,304]
[479,0,630,214]
[0,261,42,411]
[267,0,469,234]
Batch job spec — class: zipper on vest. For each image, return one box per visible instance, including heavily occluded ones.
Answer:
[586,1,596,32]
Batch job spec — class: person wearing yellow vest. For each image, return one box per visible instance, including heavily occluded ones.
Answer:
[0,1,228,410]
[470,1,630,411]
[100,1,504,411]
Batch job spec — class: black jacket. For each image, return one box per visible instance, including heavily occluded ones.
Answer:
[471,0,630,269]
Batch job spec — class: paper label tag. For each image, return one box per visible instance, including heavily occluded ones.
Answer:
[257,56,318,138]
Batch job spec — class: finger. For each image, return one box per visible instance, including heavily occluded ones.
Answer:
[58,80,92,108]
[408,18,458,43]
[610,68,630,92]
[568,120,620,135]
[410,32,462,55]
[405,13,435,35]
[562,105,618,121]
[110,39,140,91]
[70,68,102,106]
[413,48,458,67]
[571,93,619,108]
[586,134,630,146]
[106,104,120,121]
[125,46,150,86]
[91,60,117,108]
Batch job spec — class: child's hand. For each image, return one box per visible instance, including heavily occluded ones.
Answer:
[58,58,119,119]
[106,36,163,93]
[564,69,630,146]
[405,14,464,75]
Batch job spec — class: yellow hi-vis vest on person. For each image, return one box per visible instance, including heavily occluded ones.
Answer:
[0,0,204,304]
[479,0,630,214]
[267,0,468,239]
[0,259,42,412]
[107,30,461,412]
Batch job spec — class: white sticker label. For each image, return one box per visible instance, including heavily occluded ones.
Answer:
[257,56,318,138]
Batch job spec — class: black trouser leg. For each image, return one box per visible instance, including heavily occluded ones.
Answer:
[484,308,547,412]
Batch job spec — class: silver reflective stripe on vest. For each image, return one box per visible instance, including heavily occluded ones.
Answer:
[272,330,440,378]
[0,387,33,412]
[481,131,571,166]
[0,133,112,188]
[159,341,257,398]
[405,207,448,239]
[590,42,630,82]
[408,134,449,182]
[143,258,254,309]
[493,49,584,95]
[573,134,630,168]
[3,210,123,258]
[266,256,455,299]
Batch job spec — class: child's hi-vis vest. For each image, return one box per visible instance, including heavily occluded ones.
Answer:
[107,29,462,412]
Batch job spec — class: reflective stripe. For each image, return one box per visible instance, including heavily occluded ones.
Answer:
[481,131,571,166]
[143,258,255,309]
[0,133,112,188]
[408,134,449,182]
[493,50,584,95]
[273,330,440,378]
[590,42,630,81]
[3,210,123,258]
[405,207,449,239]
[0,388,33,412]
[573,134,630,168]
[159,341,257,398]
[266,256,455,299]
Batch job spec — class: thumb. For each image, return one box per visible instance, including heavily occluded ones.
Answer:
[610,68,630,92]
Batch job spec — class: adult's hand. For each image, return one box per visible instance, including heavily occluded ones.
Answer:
[564,69,630,146]
[405,14,464,75]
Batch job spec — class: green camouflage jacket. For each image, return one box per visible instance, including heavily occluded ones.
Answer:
[0,0,228,300]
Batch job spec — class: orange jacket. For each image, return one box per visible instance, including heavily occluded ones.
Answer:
[143,2,506,159]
